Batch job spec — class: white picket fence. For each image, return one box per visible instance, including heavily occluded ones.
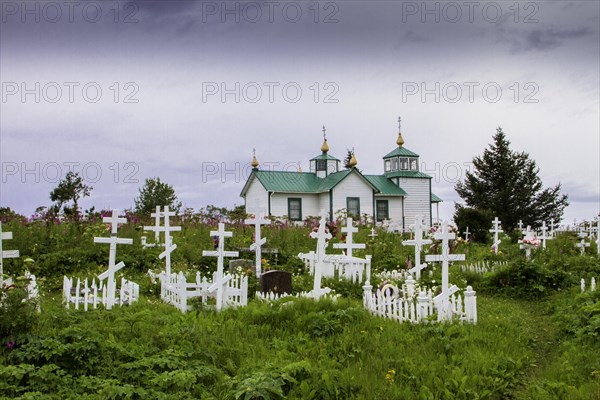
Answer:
[459,261,507,274]
[63,276,139,310]
[363,284,477,324]
[157,271,248,312]
[580,277,597,292]
[298,251,372,284]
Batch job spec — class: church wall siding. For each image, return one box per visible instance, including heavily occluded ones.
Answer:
[244,179,269,214]
[270,193,320,219]
[331,173,374,219]
[399,178,431,227]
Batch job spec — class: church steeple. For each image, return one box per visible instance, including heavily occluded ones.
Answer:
[320,126,330,153]
[396,116,405,147]
[251,148,259,169]
[310,125,340,177]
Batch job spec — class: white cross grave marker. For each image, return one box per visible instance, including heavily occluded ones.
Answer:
[245,211,271,278]
[94,210,133,309]
[0,222,19,279]
[518,226,537,259]
[144,206,181,275]
[596,218,600,256]
[425,220,465,292]
[202,223,239,311]
[538,221,553,249]
[576,230,590,256]
[549,218,557,238]
[309,210,332,299]
[518,220,524,232]
[158,206,181,275]
[489,217,503,255]
[333,217,365,258]
[463,227,470,241]
[402,215,432,279]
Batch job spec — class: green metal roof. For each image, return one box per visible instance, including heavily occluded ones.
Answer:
[385,170,432,179]
[383,146,420,159]
[310,152,340,161]
[240,168,379,196]
[252,171,322,193]
[431,193,443,203]
[364,175,407,196]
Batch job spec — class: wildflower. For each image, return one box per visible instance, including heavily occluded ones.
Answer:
[385,369,396,384]
[4,341,15,350]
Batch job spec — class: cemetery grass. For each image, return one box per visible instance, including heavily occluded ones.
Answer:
[1,219,599,399]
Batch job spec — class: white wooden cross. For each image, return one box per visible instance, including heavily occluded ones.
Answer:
[489,217,503,255]
[518,226,536,259]
[518,220,524,232]
[576,229,590,256]
[433,284,459,322]
[402,215,432,280]
[309,210,332,299]
[369,228,378,239]
[333,217,365,258]
[158,206,181,275]
[549,218,557,237]
[425,220,465,292]
[245,211,270,278]
[463,227,470,241]
[203,223,239,310]
[596,218,600,256]
[0,222,19,279]
[538,221,553,249]
[94,209,133,309]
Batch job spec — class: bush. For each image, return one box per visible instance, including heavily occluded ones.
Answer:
[453,206,494,243]
[0,286,39,347]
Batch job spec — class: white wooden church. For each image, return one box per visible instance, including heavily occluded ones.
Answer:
[240,119,442,230]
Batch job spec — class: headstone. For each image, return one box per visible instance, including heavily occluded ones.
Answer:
[489,217,503,255]
[229,259,254,274]
[403,215,432,279]
[0,222,19,279]
[333,217,365,257]
[203,223,239,311]
[245,211,270,278]
[309,210,332,299]
[94,209,133,309]
[260,270,292,295]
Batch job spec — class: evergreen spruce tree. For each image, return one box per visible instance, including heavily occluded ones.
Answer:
[343,149,353,169]
[454,127,568,231]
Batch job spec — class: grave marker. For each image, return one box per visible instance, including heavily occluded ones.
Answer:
[94,210,133,309]
[260,270,292,295]
[333,217,365,257]
[463,226,470,241]
[245,211,270,278]
[309,210,332,299]
[538,221,553,249]
[425,220,465,292]
[576,230,590,256]
[202,223,239,310]
[402,215,432,280]
[0,222,19,279]
[489,217,503,255]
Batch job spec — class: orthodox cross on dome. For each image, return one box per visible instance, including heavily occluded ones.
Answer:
[398,116,402,131]
[322,125,326,139]
[396,116,405,146]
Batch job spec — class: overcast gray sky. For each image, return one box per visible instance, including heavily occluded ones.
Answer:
[1,0,598,224]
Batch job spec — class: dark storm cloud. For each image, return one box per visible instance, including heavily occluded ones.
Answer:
[511,27,593,53]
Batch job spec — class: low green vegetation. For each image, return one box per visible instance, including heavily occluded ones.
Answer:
[1,217,598,399]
